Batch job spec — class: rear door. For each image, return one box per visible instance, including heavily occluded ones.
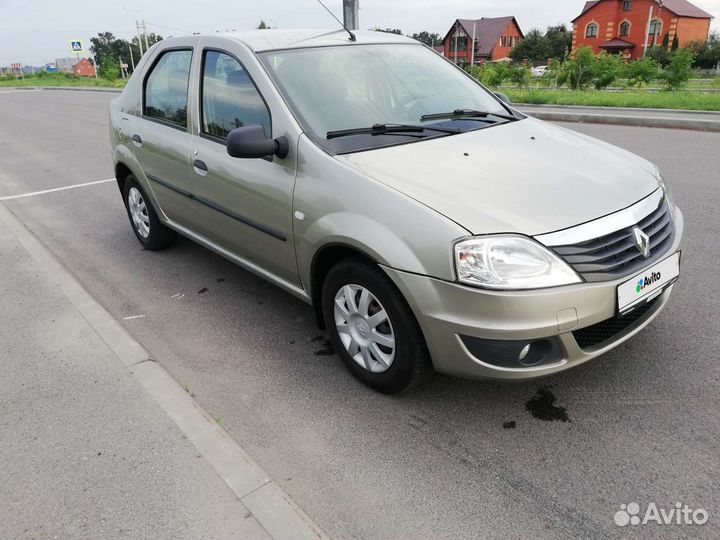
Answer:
[130,43,196,228]
[188,39,301,286]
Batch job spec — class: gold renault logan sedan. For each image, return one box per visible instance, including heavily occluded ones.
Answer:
[110,29,683,393]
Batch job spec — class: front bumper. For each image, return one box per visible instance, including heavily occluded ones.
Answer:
[383,208,684,380]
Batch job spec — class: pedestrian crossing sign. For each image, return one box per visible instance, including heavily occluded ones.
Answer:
[70,40,83,53]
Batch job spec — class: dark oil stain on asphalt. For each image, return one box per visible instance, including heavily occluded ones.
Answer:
[503,421,517,429]
[314,339,335,356]
[311,335,324,343]
[197,287,209,294]
[216,278,225,283]
[525,386,570,422]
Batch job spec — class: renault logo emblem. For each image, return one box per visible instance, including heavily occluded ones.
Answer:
[633,227,651,258]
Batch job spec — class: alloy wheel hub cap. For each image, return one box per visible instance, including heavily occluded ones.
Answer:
[128,187,150,239]
[334,284,396,373]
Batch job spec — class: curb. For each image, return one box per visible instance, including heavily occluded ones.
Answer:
[515,103,720,116]
[516,106,720,132]
[0,85,123,93]
[0,202,329,540]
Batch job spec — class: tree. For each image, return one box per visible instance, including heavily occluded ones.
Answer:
[687,32,720,69]
[509,24,572,63]
[564,46,596,89]
[509,29,549,62]
[257,20,269,29]
[593,52,624,89]
[410,31,441,47]
[624,57,660,87]
[660,48,696,90]
[90,31,163,74]
[545,24,573,60]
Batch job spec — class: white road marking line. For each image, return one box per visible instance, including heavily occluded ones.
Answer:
[123,315,146,320]
[0,178,115,201]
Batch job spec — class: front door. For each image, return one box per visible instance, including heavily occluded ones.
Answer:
[189,47,299,285]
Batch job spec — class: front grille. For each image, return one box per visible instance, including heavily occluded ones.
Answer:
[573,296,660,349]
[551,200,674,282]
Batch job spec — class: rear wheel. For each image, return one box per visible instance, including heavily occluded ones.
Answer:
[322,257,431,394]
[123,175,176,250]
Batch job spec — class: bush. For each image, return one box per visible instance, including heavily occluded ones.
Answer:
[593,52,624,89]
[564,46,596,89]
[661,49,695,90]
[475,62,511,87]
[98,59,120,81]
[624,57,660,87]
[508,65,531,88]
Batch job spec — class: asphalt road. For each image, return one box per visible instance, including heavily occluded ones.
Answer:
[1,89,718,539]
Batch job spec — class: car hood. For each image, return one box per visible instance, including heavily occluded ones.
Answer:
[338,117,660,236]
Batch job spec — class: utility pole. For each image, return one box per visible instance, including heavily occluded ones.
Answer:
[136,20,144,56]
[454,22,459,64]
[471,22,477,66]
[342,0,359,31]
[142,20,149,52]
[128,44,135,71]
[643,3,654,56]
[653,1,664,48]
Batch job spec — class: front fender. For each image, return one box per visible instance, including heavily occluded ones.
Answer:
[297,211,427,288]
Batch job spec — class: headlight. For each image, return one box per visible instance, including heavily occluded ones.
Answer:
[655,166,675,215]
[454,235,582,290]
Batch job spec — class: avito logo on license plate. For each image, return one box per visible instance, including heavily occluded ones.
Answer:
[617,252,681,313]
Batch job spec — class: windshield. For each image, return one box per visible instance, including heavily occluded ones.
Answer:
[259,44,515,153]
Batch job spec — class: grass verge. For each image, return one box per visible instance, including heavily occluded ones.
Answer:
[502,89,720,111]
[0,72,126,89]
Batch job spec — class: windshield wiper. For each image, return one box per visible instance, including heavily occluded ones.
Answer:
[326,123,458,140]
[420,108,518,122]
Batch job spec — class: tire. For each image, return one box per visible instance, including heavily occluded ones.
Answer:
[123,174,176,250]
[322,256,431,394]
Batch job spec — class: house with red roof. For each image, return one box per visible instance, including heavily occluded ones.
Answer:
[572,0,713,59]
[442,17,524,64]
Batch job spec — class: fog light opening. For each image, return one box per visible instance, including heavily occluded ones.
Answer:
[518,343,531,361]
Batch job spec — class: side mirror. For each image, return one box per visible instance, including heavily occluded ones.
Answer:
[226,125,289,159]
[494,92,512,105]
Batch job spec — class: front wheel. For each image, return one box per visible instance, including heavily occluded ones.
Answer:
[322,257,431,394]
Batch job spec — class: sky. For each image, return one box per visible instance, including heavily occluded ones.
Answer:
[0,0,718,66]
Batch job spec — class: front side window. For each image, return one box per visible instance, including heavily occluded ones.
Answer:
[201,50,271,140]
[623,0,633,11]
[620,21,631,37]
[586,23,599,38]
[144,50,192,127]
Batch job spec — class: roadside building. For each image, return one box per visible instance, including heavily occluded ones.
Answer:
[442,16,524,65]
[71,58,97,77]
[571,0,713,59]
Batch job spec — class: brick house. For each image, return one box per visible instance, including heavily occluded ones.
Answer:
[443,17,524,64]
[71,58,97,77]
[572,0,713,59]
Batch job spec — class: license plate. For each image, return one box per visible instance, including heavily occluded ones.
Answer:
[617,251,681,313]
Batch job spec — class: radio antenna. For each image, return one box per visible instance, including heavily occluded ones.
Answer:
[315,0,356,41]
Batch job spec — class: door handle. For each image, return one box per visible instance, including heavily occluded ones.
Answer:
[132,134,142,147]
[193,159,208,176]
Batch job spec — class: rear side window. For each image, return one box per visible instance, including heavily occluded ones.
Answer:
[201,50,271,140]
[144,50,192,128]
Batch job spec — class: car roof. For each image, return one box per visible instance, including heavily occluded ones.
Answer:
[203,28,417,52]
